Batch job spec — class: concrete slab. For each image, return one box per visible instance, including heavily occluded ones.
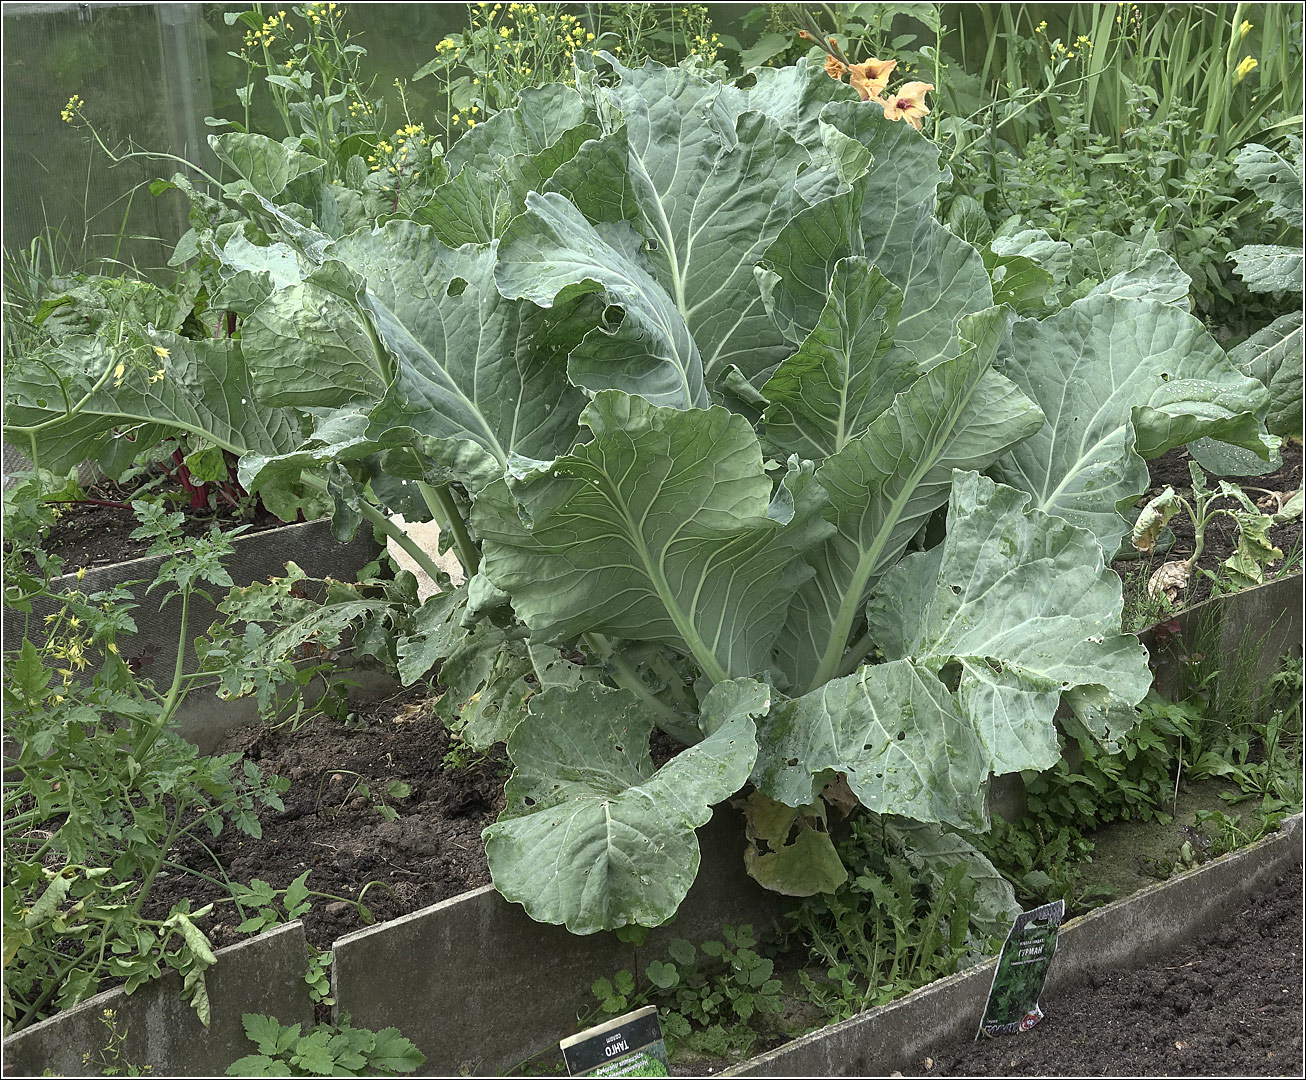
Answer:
[727,813,1303,1076]
[330,807,786,1076]
[385,514,465,599]
[1,922,312,1077]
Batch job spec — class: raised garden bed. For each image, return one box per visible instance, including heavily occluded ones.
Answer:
[5,576,1299,1077]
[730,815,1302,1077]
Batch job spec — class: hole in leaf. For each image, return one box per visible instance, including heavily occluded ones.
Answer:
[446,277,468,297]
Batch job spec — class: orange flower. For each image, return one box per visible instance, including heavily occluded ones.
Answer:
[824,53,847,80]
[880,81,933,129]
[847,57,897,102]
[798,29,813,40]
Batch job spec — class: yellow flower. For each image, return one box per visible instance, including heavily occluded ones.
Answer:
[1235,55,1258,82]
[500,26,511,38]
[468,119,477,128]
[153,345,170,359]
[878,81,933,130]
[113,361,126,387]
[847,57,897,102]
[61,93,84,123]
[77,567,86,581]
[1240,20,1253,38]
[149,368,165,383]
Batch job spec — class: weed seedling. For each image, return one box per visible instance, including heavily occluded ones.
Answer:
[315,769,412,821]
[226,1013,425,1076]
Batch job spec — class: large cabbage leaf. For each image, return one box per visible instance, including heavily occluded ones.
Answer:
[474,391,832,684]
[4,331,303,500]
[760,257,917,460]
[867,471,1150,767]
[772,307,1044,692]
[547,60,812,388]
[483,678,769,933]
[496,192,708,409]
[989,293,1271,552]
[755,471,1150,825]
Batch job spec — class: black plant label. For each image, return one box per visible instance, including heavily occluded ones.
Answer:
[978,898,1065,1038]
[561,1004,669,1076]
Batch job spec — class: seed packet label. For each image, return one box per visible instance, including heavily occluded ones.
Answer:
[978,898,1065,1038]
[561,1004,670,1077]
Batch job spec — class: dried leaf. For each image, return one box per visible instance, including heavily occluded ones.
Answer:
[1147,561,1190,601]
[1132,486,1181,553]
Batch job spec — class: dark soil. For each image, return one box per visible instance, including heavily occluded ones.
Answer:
[145,686,504,951]
[40,473,289,572]
[1114,441,1302,622]
[906,860,1304,1078]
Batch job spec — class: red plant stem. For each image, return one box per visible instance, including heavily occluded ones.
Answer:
[171,449,209,510]
[226,310,237,338]
[213,481,241,509]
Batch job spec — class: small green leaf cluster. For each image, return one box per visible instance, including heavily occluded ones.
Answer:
[226,1012,425,1077]
[979,649,1302,911]
[313,771,412,822]
[590,924,783,1060]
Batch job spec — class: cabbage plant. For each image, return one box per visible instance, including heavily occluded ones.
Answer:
[4,56,1274,936]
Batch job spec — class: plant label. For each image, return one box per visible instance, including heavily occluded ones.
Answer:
[978,898,1065,1038]
[560,1004,670,1076]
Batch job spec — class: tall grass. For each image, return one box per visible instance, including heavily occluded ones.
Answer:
[948,3,1303,168]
